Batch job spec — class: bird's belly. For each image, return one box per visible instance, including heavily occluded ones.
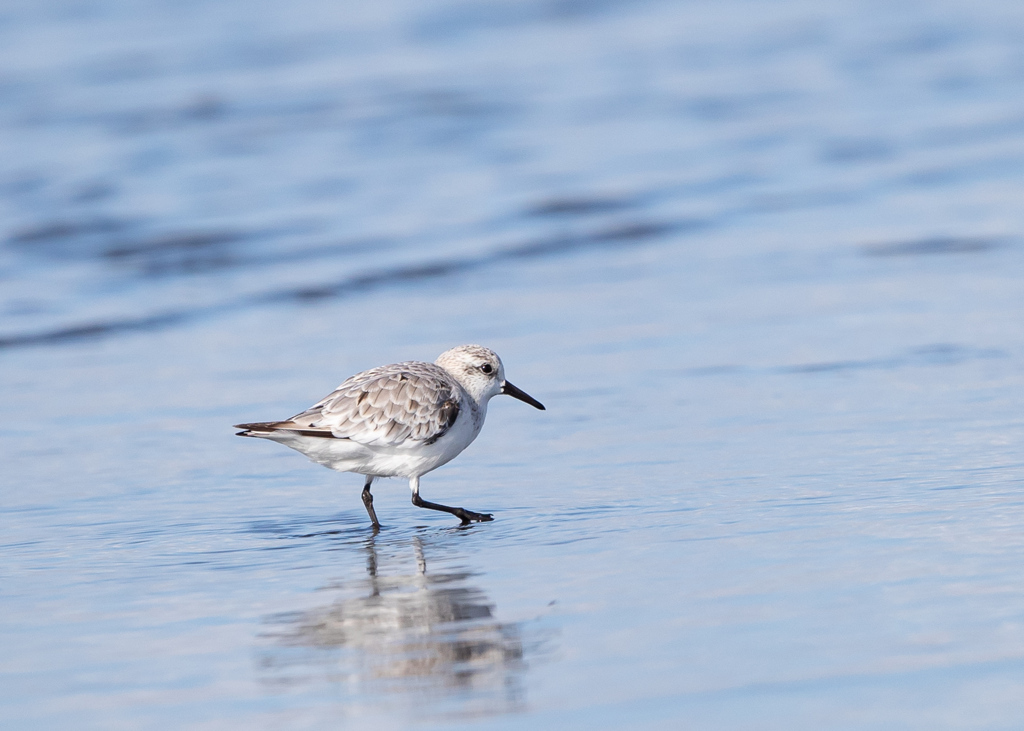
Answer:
[279,413,480,479]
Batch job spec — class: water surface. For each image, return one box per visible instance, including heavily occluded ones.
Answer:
[3,0,1024,728]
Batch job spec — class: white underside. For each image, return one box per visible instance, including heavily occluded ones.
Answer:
[253,404,483,481]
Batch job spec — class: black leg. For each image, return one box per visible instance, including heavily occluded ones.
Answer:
[361,477,380,528]
[411,492,493,525]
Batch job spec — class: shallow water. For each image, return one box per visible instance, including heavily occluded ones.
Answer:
[3,0,1024,728]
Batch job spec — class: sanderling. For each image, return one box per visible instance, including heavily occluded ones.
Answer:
[235,344,545,527]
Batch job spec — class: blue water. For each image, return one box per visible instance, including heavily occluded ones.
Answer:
[3,0,1024,728]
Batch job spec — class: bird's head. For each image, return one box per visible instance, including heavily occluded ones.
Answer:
[435,344,545,410]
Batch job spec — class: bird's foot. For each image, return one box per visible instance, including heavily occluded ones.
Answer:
[453,508,494,524]
[411,493,493,524]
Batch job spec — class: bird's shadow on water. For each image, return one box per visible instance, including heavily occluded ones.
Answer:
[252,519,551,718]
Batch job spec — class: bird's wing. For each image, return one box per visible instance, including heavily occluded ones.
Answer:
[271,361,461,447]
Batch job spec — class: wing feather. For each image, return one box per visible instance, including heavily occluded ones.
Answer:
[268,361,462,447]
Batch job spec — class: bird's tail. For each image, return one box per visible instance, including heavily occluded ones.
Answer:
[233,421,285,437]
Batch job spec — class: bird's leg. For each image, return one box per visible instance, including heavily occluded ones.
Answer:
[409,476,493,525]
[361,476,381,529]
[411,493,493,524]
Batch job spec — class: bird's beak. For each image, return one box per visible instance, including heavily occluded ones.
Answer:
[501,380,545,410]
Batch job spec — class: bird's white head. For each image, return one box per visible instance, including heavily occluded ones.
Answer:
[435,344,545,410]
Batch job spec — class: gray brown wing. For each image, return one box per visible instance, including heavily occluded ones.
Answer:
[273,361,461,447]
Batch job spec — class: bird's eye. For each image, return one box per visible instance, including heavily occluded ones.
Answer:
[480,363,493,374]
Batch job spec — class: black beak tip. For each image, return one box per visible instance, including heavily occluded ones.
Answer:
[501,381,546,411]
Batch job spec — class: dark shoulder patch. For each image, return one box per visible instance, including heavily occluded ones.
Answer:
[426,399,459,444]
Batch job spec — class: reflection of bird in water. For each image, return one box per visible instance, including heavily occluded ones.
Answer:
[259,535,527,713]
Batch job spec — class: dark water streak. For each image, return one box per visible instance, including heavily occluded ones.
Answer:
[0,218,692,350]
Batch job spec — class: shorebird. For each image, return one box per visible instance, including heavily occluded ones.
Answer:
[235,345,545,527]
